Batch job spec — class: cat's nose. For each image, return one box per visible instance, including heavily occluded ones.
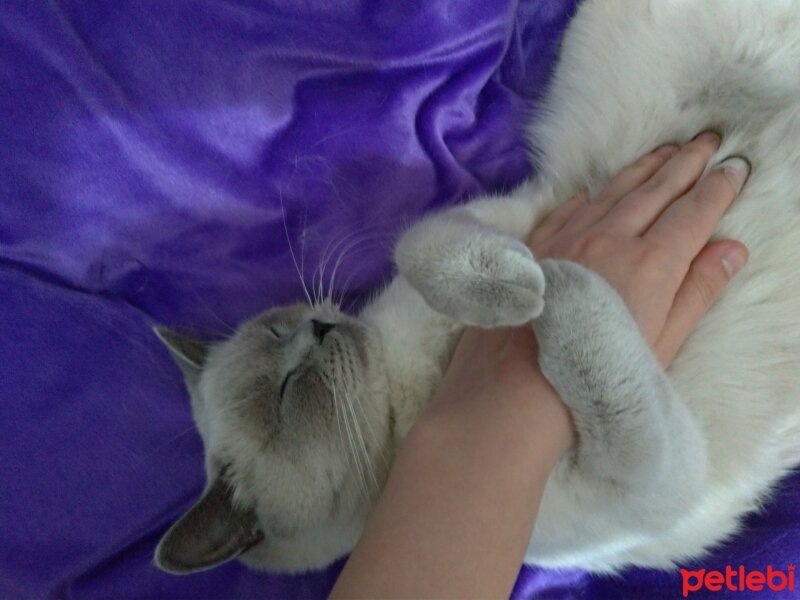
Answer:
[311,320,335,341]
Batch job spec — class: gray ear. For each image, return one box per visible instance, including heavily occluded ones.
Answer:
[154,326,210,380]
[154,476,264,574]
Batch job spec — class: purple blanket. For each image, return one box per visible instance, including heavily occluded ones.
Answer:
[2,1,798,598]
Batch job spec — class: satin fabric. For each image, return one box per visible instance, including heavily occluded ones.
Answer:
[2,1,798,598]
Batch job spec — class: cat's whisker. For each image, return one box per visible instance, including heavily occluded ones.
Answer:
[186,283,237,336]
[313,229,349,308]
[325,233,391,303]
[329,235,394,309]
[314,233,352,307]
[344,284,380,314]
[130,422,201,467]
[333,252,391,313]
[333,380,368,499]
[348,377,389,473]
[334,352,378,495]
[313,215,403,307]
[342,384,377,494]
[339,365,374,497]
[330,241,389,308]
[279,187,314,307]
[331,376,348,459]
[317,229,386,308]
[314,226,373,307]
[347,357,389,480]
[321,242,387,312]
[131,401,245,468]
[299,202,311,306]
[346,391,385,491]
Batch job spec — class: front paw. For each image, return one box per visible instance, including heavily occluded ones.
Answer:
[451,242,546,327]
[396,220,545,327]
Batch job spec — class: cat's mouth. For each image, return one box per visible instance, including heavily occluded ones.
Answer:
[279,320,343,398]
[279,369,296,398]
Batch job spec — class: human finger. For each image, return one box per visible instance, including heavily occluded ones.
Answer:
[601,131,721,235]
[654,239,748,366]
[591,144,678,209]
[645,156,749,265]
[527,193,585,250]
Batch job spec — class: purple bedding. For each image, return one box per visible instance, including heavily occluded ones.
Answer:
[2,1,799,598]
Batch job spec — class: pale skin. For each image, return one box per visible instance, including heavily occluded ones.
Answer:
[330,132,750,599]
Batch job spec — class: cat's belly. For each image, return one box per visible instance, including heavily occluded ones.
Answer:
[524,142,800,573]
[647,169,800,563]
[524,0,800,569]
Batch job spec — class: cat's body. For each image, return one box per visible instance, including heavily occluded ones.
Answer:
[154,0,800,576]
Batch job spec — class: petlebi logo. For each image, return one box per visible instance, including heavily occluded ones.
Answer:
[681,565,797,597]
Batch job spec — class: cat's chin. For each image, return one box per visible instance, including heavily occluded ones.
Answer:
[238,548,347,575]
[236,516,365,574]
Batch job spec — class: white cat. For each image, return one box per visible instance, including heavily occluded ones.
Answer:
[153,0,800,575]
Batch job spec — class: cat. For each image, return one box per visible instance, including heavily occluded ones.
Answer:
[152,0,800,576]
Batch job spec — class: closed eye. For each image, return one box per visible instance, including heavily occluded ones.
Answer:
[270,326,283,338]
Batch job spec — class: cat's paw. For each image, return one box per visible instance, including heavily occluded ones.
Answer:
[451,241,546,327]
[396,219,545,327]
[533,259,624,352]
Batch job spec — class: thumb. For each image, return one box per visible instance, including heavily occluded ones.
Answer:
[655,240,748,367]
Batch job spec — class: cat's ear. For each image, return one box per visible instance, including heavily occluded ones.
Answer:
[154,476,264,574]
[154,327,210,380]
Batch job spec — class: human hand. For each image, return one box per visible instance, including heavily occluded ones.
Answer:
[427,132,749,456]
[529,132,749,366]
[335,137,750,600]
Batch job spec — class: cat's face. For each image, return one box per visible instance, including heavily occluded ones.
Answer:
[153,303,392,574]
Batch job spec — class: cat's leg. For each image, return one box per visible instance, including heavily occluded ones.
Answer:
[395,180,556,327]
[530,259,708,560]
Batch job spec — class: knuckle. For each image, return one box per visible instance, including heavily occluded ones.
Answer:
[694,175,736,206]
[635,153,662,170]
[527,234,545,255]
[534,239,552,257]
[688,133,720,151]
[632,171,669,196]
[542,237,568,258]
[681,144,713,164]
[634,244,675,276]
[575,231,617,258]
[690,184,722,207]
[622,187,652,207]
[688,274,718,310]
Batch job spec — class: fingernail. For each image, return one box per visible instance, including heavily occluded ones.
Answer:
[717,156,751,193]
[721,246,748,277]
[692,130,721,145]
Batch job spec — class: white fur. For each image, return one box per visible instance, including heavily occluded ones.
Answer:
[159,0,800,575]
[364,0,800,572]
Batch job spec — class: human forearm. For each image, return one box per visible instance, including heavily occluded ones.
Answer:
[330,349,572,600]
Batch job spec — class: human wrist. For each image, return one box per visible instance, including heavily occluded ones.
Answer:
[418,367,575,473]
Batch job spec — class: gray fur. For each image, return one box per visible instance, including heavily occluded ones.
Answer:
[533,260,706,530]
[154,302,392,573]
[395,209,545,327]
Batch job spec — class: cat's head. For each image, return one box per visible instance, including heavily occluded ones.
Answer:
[153,302,392,574]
